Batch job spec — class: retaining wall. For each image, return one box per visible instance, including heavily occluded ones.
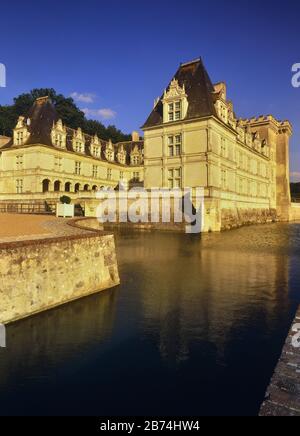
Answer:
[0,232,119,324]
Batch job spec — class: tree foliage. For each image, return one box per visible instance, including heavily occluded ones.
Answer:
[291,182,300,194]
[0,88,131,143]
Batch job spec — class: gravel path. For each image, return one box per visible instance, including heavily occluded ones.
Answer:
[0,214,87,243]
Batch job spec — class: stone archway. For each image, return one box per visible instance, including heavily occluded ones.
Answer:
[42,179,50,193]
[54,180,61,192]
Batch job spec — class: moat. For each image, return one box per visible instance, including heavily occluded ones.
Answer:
[0,223,299,416]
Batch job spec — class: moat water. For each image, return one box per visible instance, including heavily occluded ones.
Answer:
[0,223,300,416]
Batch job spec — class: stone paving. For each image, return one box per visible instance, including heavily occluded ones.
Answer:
[260,306,300,416]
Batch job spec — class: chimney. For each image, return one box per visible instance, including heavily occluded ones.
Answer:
[131,131,140,142]
[36,96,51,106]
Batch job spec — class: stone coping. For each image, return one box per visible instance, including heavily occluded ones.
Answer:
[260,306,300,416]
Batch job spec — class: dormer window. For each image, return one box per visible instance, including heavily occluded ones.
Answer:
[117,147,126,164]
[72,128,85,153]
[75,142,84,152]
[132,155,140,165]
[90,135,101,158]
[51,120,66,148]
[131,152,141,166]
[92,145,101,158]
[162,79,188,123]
[106,150,114,161]
[105,140,114,162]
[13,116,30,146]
[16,131,24,145]
[168,101,181,122]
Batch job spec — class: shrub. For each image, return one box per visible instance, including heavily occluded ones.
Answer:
[60,195,71,205]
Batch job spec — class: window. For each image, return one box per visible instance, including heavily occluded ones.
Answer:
[168,101,181,122]
[168,167,181,189]
[120,171,124,180]
[16,179,23,193]
[239,152,243,169]
[133,172,140,181]
[239,177,242,194]
[168,135,182,156]
[92,165,98,178]
[75,161,81,175]
[106,149,114,161]
[175,135,182,155]
[221,169,227,189]
[221,138,226,157]
[118,152,126,164]
[16,131,24,145]
[16,154,23,169]
[168,136,174,157]
[107,168,112,180]
[132,155,140,165]
[75,142,83,153]
[54,134,63,147]
[93,146,100,158]
[54,156,62,171]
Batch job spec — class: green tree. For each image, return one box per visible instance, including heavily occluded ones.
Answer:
[0,88,131,142]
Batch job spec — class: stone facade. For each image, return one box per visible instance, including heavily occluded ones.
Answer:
[0,96,144,203]
[142,59,294,231]
[0,231,120,324]
[0,59,297,231]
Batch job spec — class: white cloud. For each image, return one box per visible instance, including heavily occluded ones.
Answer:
[82,108,117,120]
[291,171,300,182]
[70,92,96,104]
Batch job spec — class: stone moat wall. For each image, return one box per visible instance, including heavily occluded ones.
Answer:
[0,232,120,324]
[221,208,277,231]
[289,203,300,222]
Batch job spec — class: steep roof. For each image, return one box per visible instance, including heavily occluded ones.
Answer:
[2,97,58,149]
[142,58,217,129]
[2,97,144,165]
[27,97,59,145]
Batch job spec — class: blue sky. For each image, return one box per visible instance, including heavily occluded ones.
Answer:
[0,0,300,179]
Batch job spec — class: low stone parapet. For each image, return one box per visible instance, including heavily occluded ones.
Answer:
[0,226,119,324]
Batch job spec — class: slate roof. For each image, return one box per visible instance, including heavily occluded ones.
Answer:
[142,58,217,129]
[2,97,144,166]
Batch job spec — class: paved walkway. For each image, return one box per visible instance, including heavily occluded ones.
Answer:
[260,306,300,416]
[0,213,87,243]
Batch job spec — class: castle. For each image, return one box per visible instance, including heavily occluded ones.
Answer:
[0,58,299,231]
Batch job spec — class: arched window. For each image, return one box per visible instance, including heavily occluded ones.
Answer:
[65,182,71,192]
[42,179,50,193]
[84,184,90,192]
[54,180,61,192]
[92,185,98,191]
[74,183,80,193]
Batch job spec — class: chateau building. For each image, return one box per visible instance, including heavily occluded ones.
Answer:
[142,58,293,230]
[0,58,297,230]
[0,96,144,207]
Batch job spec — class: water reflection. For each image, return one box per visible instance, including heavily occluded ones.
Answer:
[0,223,299,416]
